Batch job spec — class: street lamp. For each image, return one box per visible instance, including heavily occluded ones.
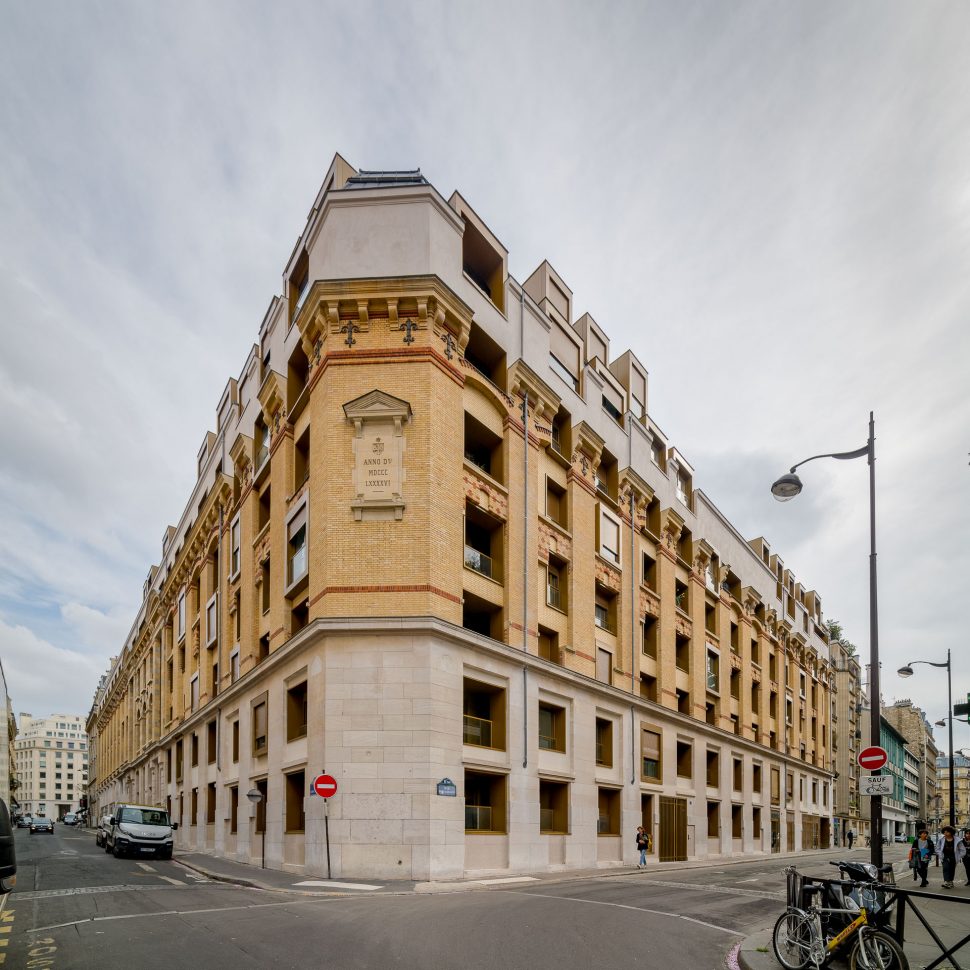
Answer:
[771,412,883,867]
[899,650,954,828]
[246,788,265,869]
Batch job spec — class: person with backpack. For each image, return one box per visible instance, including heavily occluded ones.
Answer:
[910,828,935,887]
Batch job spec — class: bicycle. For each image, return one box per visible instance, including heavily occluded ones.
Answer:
[772,866,908,969]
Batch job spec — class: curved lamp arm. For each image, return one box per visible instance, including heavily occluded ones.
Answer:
[786,443,870,475]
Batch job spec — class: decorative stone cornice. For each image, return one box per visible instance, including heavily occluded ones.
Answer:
[229,432,254,486]
[507,360,560,426]
[660,506,685,551]
[257,369,287,432]
[693,538,716,576]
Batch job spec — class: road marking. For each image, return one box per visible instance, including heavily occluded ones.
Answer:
[737,878,760,883]
[136,863,156,872]
[14,882,209,900]
[293,881,382,890]
[497,891,746,936]
[621,878,780,900]
[158,876,187,886]
[479,877,540,886]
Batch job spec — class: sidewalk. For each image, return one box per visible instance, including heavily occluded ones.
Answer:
[737,866,970,970]
[172,843,873,896]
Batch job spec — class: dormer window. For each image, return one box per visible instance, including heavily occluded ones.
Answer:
[650,437,665,471]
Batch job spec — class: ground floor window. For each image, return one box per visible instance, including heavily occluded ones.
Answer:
[464,769,507,833]
[539,779,569,834]
[285,770,306,833]
[707,800,719,837]
[228,786,238,834]
[597,787,620,835]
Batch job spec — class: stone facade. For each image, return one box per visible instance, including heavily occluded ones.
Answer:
[830,640,864,844]
[87,155,838,880]
[882,699,940,835]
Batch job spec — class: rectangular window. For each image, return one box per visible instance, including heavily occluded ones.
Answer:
[598,508,620,565]
[286,681,308,742]
[597,787,621,835]
[538,702,566,752]
[230,517,241,577]
[230,648,240,684]
[596,647,612,686]
[232,720,239,763]
[175,740,183,782]
[676,740,692,779]
[545,477,567,529]
[190,674,199,713]
[206,782,217,824]
[733,758,743,791]
[642,615,658,659]
[707,800,719,837]
[752,763,762,793]
[641,727,661,781]
[229,785,238,834]
[205,594,218,646]
[177,590,186,640]
[254,778,267,833]
[464,769,507,833]
[285,770,306,833]
[207,720,217,765]
[539,779,569,834]
[731,804,743,839]
[706,749,719,787]
[287,505,308,587]
[463,679,507,751]
[191,733,199,767]
[190,787,198,825]
[252,696,268,755]
[261,560,271,615]
[706,650,719,692]
[595,718,613,768]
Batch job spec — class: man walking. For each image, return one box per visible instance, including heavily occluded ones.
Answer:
[846,828,854,851]
[635,826,649,869]
[911,829,935,887]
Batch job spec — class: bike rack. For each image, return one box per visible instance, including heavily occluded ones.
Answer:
[795,873,970,970]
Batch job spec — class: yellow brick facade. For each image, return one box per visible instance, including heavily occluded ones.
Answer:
[87,157,838,879]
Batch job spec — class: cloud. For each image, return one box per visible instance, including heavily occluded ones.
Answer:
[0,616,104,718]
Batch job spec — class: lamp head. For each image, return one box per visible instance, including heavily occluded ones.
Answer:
[935,719,946,727]
[771,473,803,502]
[897,665,914,678]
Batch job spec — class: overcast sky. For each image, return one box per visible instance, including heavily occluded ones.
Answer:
[1,1,967,751]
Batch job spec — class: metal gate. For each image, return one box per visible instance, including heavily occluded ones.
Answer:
[659,796,687,862]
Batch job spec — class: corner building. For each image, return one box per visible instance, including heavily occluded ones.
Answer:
[88,155,837,880]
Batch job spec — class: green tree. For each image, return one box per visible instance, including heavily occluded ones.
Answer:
[826,619,857,656]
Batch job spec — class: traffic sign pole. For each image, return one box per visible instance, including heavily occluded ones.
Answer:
[310,774,337,880]
[324,797,331,880]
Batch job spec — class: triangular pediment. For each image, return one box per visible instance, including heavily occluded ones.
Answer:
[343,389,412,422]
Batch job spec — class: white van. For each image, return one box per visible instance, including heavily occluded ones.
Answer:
[105,804,177,859]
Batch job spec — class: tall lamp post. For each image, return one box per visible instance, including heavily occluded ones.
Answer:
[898,650,953,828]
[771,412,882,867]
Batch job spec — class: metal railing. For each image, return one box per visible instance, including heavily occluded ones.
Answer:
[538,733,559,751]
[539,808,557,832]
[464,545,493,579]
[547,584,562,609]
[462,714,493,748]
[594,608,615,635]
[465,805,493,831]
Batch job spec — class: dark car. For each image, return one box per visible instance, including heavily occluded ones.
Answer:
[62,813,78,826]
[30,816,54,834]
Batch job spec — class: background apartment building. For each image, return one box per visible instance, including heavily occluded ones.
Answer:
[936,753,970,831]
[829,640,863,844]
[14,714,89,819]
[882,699,939,837]
[88,155,837,881]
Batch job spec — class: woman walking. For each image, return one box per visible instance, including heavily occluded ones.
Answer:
[635,826,649,869]
[936,826,967,889]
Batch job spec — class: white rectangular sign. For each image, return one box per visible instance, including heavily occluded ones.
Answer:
[860,774,893,796]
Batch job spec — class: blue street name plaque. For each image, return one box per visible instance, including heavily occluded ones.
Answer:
[436,778,457,797]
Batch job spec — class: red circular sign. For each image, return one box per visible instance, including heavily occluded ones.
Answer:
[312,774,338,798]
[858,746,888,771]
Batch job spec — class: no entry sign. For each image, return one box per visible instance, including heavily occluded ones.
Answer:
[312,773,338,798]
[858,746,888,771]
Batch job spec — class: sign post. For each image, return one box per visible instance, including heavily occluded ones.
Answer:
[311,774,338,880]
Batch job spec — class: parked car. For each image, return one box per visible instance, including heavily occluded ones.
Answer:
[16,815,32,829]
[95,815,112,848]
[30,816,54,834]
[105,804,177,859]
[894,834,909,843]
[62,813,78,826]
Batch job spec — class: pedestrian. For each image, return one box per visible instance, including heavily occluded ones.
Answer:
[635,826,649,869]
[910,829,935,887]
[962,830,970,887]
[847,828,854,850]
[936,826,967,889]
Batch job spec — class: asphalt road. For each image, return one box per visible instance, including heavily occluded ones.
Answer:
[3,827,913,970]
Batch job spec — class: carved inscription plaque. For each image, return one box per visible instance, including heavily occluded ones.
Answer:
[343,390,412,521]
